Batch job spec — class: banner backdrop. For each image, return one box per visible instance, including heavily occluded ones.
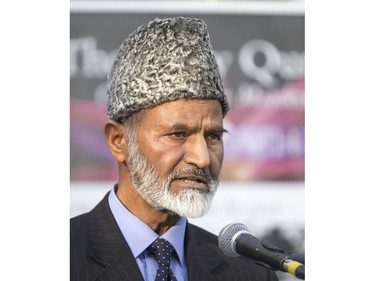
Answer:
[70,8,304,182]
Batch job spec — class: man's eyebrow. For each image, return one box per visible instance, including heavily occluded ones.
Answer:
[209,127,229,134]
[170,123,229,134]
[170,123,190,131]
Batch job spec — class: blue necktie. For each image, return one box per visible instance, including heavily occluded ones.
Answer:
[148,238,177,281]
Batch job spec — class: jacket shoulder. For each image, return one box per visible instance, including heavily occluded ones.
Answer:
[70,192,113,281]
[70,212,90,246]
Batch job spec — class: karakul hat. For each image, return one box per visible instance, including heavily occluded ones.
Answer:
[107,17,229,120]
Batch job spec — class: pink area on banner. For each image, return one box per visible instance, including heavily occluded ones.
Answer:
[222,78,304,181]
[70,99,118,181]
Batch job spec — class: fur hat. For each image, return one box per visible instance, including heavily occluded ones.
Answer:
[107,17,229,120]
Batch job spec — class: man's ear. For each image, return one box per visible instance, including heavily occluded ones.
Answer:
[103,119,128,163]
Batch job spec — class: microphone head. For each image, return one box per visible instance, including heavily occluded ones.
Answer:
[218,223,250,257]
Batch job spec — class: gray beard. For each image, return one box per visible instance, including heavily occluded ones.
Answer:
[126,140,220,218]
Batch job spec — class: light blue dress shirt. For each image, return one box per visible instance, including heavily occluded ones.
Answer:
[108,186,188,281]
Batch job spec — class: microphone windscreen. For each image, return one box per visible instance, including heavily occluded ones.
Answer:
[218,223,249,257]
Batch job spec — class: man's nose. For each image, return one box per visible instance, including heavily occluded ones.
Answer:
[184,135,211,169]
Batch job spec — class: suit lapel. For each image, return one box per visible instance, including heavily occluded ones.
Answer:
[87,192,144,281]
[185,224,229,281]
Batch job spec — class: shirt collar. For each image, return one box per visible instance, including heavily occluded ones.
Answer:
[108,185,187,266]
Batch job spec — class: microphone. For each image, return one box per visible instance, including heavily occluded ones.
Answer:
[218,223,305,280]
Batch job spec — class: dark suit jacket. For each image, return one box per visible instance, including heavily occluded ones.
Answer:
[71,192,279,281]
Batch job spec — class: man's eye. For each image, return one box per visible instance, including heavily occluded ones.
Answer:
[206,133,222,141]
[170,132,186,139]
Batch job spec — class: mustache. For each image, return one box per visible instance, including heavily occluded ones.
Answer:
[169,166,214,183]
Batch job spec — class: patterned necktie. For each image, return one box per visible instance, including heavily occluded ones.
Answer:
[148,238,177,281]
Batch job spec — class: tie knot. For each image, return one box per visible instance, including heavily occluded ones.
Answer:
[148,238,175,265]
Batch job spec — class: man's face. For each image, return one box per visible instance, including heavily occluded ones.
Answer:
[126,99,226,218]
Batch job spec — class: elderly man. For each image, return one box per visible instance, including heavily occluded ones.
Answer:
[71,17,278,281]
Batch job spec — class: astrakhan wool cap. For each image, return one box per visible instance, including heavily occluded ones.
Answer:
[107,17,229,120]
